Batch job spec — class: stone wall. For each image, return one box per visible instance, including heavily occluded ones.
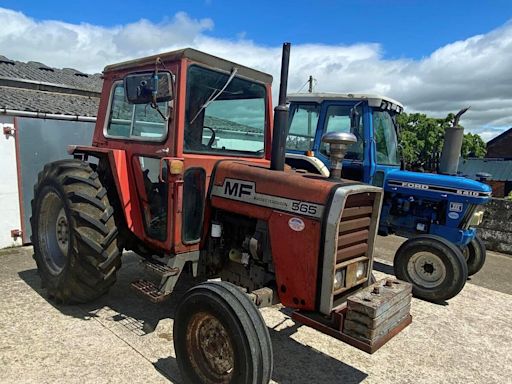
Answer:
[478,198,512,255]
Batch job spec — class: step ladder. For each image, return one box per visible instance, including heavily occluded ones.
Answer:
[130,251,199,303]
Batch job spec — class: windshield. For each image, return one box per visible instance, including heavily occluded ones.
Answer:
[373,110,399,165]
[185,65,266,156]
[286,103,320,151]
[319,105,364,160]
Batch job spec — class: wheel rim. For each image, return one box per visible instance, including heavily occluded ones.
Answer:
[186,311,235,384]
[407,252,447,288]
[38,190,69,275]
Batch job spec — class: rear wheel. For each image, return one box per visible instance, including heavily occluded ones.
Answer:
[462,236,487,276]
[174,281,273,384]
[31,160,121,303]
[394,235,467,302]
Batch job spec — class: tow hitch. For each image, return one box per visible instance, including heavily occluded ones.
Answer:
[292,278,412,353]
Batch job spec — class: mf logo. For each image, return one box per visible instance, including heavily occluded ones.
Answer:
[224,179,255,198]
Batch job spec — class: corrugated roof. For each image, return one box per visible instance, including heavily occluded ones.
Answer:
[458,157,512,181]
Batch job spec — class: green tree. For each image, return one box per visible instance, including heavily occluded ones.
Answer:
[461,132,487,158]
[397,112,486,170]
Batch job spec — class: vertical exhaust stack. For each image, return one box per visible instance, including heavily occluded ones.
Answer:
[322,132,357,179]
[270,42,291,171]
[439,107,470,175]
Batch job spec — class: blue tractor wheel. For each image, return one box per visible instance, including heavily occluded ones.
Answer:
[394,235,468,302]
[461,236,487,276]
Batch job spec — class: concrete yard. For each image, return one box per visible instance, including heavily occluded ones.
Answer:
[1,236,512,383]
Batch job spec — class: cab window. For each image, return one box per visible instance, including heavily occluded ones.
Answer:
[185,65,266,156]
[106,82,169,140]
[286,103,320,151]
[320,105,364,160]
[373,110,399,165]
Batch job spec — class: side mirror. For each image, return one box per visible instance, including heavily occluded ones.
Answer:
[124,72,173,105]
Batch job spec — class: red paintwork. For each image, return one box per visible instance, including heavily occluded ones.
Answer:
[73,55,273,255]
[268,212,320,310]
[211,160,335,204]
[210,161,340,310]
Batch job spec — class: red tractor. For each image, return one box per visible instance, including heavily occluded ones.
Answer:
[31,43,412,383]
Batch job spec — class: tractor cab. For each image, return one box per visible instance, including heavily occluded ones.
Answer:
[286,93,403,184]
[86,49,273,255]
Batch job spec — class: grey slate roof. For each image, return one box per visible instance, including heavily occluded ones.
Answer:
[458,157,512,181]
[0,86,99,117]
[0,57,102,92]
[0,55,102,117]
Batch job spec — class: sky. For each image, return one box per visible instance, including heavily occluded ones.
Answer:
[0,1,512,141]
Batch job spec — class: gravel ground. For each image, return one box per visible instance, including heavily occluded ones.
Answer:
[0,243,511,384]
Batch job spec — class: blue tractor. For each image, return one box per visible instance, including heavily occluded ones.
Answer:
[285,93,491,302]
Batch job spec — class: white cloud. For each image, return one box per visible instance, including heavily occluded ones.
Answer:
[0,7,511,140]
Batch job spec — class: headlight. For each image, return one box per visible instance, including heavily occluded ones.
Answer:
[334,270,345,290]
[469,206,486,227]
[356,261,367,279]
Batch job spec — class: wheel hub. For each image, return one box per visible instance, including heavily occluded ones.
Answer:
[55,209,69,254]
[407,252,447,288]
[186,312,234,383]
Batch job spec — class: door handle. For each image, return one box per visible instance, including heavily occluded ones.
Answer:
[156,147,170,155]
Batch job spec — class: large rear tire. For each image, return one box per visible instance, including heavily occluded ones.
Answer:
[31,160,121,303]
[174,281,273,384]
[463,236,487,276]
[394,235,467,302]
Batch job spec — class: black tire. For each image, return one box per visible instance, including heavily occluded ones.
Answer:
[174,281,273,384]
[394,235,468,302]
[31,159,121,303]
[465,236,487,276]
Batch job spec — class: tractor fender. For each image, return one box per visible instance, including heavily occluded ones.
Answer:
[67,145,145,238]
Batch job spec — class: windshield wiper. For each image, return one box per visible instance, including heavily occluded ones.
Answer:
[190,67,238,124]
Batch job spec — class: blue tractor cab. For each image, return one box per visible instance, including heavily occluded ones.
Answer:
[285,93,491,302]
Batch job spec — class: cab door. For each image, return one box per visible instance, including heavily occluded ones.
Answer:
[102,75,177,252]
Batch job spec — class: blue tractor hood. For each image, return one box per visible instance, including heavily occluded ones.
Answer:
[384,169,492,203]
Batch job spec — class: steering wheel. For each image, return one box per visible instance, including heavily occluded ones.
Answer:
[203,126,216,148]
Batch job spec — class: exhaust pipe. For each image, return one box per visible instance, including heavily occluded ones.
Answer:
[439,107,469,175]
[322,132,357,179]
[270,42,291,171]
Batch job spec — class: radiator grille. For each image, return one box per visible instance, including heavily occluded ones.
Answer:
[336,192,376,263]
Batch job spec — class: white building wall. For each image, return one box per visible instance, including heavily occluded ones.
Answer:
[0,122,22,248]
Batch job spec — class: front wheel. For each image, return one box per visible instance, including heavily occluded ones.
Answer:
[174,281,273,384]
[462,236,487,276]
[394,235,468,302]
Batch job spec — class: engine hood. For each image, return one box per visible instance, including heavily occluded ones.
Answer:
[384,169,492,198]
